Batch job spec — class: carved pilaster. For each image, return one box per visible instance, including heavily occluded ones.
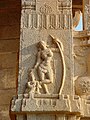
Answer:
[9,0,88,120]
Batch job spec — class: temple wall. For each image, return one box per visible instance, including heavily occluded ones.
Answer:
[0,1,20,119]
[87,53,90,75]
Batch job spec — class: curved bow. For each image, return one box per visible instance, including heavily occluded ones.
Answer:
[50,35,66,94]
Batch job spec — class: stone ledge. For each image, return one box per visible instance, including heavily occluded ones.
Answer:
[11,94,81,114]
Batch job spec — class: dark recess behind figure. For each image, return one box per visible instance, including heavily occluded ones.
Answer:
[72,0,82,5]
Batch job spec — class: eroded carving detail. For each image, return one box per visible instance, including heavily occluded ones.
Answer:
[22,0,36,10]
[57,0,71,10]
[80,80,90,94]
[40,4,52,14]
[75,77,90,96]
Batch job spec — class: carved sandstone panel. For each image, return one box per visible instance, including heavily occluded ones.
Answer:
[18,30,73,95]
[18,0,73,97]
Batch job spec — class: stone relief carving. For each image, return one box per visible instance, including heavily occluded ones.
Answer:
[57,0,71,10]
[75,76,90,96]
[23,13,71,29]
[73,10,82,29]
[25,36,65,96]
[40,4,52,14]
[22,0,36,10]
[50,35,66,94]
[21,1,72,29]
[73,46,88,76]
[80,80,90,94]
[57,0,72,29]
[27,41,54,95]
[74,42,90,97]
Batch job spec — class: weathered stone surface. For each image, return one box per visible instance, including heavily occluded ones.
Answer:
[0,1,20,120]
[0,13,20,26]
[0,39,19,53]
[87,52,90,75]
[0,53,17,69]
[0,68,16,89]
[0,105,11,120]
[0,89,16,105]
[0,105,9,113]
[0,26,20,40]
[0,110,10,120]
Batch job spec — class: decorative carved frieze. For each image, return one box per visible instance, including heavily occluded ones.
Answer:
[57,0,72,10]
[22,13,72,29]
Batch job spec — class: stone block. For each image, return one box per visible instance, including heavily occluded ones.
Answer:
[0,12,20,26]
[0,110,10,120]
[0,68,17,89]
[0,105,9,111]
[0,52,18,69]
[0,39,19,53]
[0,89,16,105]
[0,105,10,120]
[0,25,20,40]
